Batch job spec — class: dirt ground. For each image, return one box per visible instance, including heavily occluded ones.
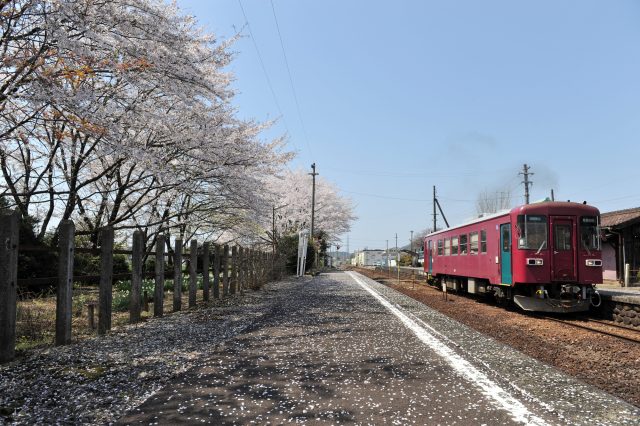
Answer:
[353,268,640,408]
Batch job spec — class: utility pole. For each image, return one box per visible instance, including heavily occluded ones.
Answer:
[396,233,399,283]
[433,185,437,232]
[551,189,555,201]
[410,230,414,267]
[519,164,534,204]
[309,163,318,240]
[309,163,318,266]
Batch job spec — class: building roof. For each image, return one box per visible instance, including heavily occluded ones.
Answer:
[601,206,640,228]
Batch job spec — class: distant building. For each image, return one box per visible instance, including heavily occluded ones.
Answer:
[601,207,640,283]
[353,249,386,266]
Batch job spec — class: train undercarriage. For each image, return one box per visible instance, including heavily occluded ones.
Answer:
[432,275,600,313]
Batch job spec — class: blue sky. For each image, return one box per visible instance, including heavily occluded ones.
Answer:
[176,0,640,252]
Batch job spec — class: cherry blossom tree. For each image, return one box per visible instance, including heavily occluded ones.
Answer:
[260,169,357,248]
[1,0,293,249]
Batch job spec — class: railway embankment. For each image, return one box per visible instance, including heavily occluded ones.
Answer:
[596,287,640,327]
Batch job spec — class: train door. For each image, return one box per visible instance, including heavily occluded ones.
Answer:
[550,216,576,281]
[427,240,433,274]
[500,224,512,284]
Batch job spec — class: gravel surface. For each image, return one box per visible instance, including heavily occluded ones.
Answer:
[355,267,640,409]
[0,286,285,425]
[2,271,639,425]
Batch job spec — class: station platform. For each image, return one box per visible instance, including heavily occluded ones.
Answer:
[593,283,640,327]
[596,283,640,304]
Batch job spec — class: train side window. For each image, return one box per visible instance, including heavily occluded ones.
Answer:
[480,230,487,253]
[460,234,468,255]
[437,239,443,256]
[451,236,459,255]
[444,238,451,256]
[470,232,478,255]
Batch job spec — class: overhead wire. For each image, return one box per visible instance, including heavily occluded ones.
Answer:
[237,0,298,155]
[323,165,516,178]
[269,0,314,160]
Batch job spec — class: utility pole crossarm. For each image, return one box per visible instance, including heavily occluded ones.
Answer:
[519,163,534,205]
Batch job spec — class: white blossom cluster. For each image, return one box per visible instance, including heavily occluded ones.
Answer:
[0,0,355,249]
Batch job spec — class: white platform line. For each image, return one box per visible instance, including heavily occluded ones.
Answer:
[346,271,548,426]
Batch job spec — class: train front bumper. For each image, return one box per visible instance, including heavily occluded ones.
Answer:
[514,295,590,313]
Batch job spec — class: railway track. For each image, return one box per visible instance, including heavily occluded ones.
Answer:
[352,267,640,344]
[535,315,640,345]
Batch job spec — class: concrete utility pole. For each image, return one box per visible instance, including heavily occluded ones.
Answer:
[309,163,318,239]
[396,233,399,282]
[520,164,534,204]
[309,163,318,266]
[410,230,414,267]
[433,185,437,232]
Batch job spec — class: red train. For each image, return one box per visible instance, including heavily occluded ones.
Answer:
[423,201,602,313]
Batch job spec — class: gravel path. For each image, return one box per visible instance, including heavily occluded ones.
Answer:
[0,285,286,425]
[2,272,639,425]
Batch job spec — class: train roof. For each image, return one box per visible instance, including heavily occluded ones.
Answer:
[424,201,600,239]
[425,209,510,238]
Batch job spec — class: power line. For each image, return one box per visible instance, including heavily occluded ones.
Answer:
[324,166,515,178]
[237,0,297,153]
[340,189,431,202]
[342,189,521,204]
[269,0,314,159]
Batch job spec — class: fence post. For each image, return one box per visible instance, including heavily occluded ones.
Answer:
[222,244,229,297]
[246,249,251,290]
[202,242,210,302]
[254,250,259,288]
[98,227,114,335]
[56,220,75,345]
[189,240,197,308]
[130,230,143,324]
[238,247,244,294]
[154,235,165,317]
[213,244,220,299]
[230,246,237,295]
[173,239,183,311]
[263,252,267,284]
[0,210,19,362]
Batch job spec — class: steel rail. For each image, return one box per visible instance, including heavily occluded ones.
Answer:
[536,315,640,345]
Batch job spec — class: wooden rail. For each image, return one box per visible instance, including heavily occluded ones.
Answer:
[0,215,275,362]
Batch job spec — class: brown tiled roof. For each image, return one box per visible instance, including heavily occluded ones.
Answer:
[601,207,640,228]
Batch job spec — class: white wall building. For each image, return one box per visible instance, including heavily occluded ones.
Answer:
[354,249,386,266]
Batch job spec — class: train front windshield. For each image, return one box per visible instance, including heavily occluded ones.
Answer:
[580,216,600,253]
[516,215,547,252]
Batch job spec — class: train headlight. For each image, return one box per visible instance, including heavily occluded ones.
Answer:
[526,258,544,266]
[585,259,602,267]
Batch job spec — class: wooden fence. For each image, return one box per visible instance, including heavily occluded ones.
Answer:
[0,211,274,363]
